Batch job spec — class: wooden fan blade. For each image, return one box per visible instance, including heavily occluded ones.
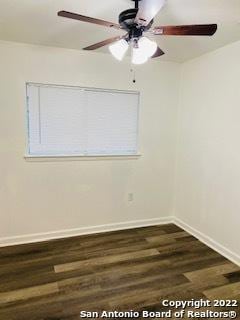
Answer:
[153,24,217,36]
[151,46,165,58]
[83,36,126,51]
[135,0,166,26]
[58,11,121,30]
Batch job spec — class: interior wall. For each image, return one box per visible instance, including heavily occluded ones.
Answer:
[175,40,240,259]
[0,40,180,243]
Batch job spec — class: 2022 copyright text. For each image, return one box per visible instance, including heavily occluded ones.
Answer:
[80,299,238,319]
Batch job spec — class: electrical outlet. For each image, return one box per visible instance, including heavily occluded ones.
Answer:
[128,193,134,202]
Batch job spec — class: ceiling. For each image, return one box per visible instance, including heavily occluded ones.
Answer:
[0,0,240,62]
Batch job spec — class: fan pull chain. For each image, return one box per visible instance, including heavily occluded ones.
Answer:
[131,68,136,83]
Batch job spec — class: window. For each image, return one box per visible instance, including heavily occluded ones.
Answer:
[26,83,139,157]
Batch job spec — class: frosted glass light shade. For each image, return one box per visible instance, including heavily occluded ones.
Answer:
[109,39,129,61]
[132,47,148,65]
[138,37,158,58]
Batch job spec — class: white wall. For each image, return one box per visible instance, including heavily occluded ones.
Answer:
[0,41,180,243]
[175,40,240,261]
[1,37,240,263]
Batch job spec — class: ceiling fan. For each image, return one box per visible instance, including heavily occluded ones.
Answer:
[58,0,217,64]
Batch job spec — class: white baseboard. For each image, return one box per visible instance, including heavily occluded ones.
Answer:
[1,215,240,267]
[174,217,240,267]
[0,216,173,247]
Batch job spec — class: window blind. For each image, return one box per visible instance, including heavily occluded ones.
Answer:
[26,83,139,156]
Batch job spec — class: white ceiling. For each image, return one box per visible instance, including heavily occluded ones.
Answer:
[0,0,239,62]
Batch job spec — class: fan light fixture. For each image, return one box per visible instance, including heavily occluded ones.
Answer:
[132,46,149,65]
[138,37,158,58]
[109,37,158,65]
[109,39,129,61]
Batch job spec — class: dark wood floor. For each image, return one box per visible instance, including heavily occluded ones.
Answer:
[0,224,239,320]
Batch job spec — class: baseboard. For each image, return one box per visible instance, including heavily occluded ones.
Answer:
[2,215,239,267]
[174,217,240,267]
[0,216,173,247]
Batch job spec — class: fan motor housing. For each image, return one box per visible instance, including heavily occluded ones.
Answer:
[118,9,153,33]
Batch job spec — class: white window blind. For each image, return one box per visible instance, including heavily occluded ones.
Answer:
[26,83,139,156]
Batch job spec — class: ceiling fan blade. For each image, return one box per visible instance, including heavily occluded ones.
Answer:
[153,24,217,36]
[151,46,165,58]
[135,0,166,26]
[58,11,121,30]
[83,35,126,51]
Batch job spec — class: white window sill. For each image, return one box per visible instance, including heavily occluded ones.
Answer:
[24,154,142,162]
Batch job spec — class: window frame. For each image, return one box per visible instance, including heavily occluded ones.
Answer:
[25,82,141,161]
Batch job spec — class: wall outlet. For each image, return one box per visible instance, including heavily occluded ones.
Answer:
[128,193,134,202]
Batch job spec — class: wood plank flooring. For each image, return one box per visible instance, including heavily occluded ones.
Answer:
[0,224,239,319]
